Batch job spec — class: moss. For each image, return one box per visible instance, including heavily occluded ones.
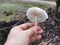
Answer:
[0,3,47,22]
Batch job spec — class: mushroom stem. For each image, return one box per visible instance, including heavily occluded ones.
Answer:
[35,16,38,26]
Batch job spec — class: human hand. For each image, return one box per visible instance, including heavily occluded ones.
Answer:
[4,23,43,45]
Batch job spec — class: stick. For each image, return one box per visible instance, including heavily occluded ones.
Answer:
[39,39,53,45]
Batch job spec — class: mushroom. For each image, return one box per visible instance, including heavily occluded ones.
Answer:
[26,7,48,25]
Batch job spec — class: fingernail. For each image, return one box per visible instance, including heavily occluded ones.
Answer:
[41,30,44,33]
[36,35,42,40]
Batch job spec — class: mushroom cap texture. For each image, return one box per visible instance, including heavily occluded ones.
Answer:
[26,7,48,23]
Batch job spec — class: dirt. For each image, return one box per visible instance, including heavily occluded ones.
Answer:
[0,8,60,45]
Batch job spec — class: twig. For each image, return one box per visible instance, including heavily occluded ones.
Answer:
[39,39,53,45]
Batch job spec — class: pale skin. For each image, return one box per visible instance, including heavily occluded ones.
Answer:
[4,23,43,45]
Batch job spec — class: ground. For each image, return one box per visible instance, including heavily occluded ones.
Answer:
[0,8,60,45]
[0,1,60,45]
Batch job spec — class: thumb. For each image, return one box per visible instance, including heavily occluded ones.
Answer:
[25,26,39,37]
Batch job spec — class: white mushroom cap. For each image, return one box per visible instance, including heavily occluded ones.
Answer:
[26,7,48,23]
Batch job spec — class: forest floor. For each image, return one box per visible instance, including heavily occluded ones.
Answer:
[0,7,60,45]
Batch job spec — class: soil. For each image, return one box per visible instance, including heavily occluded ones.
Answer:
[0,8,60,45]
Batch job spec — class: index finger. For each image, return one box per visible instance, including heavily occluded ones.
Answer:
[17,22,34,30]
